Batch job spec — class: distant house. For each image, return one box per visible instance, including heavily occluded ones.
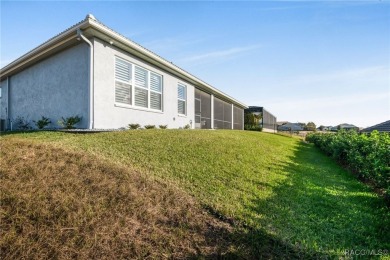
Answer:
[277,122,303,132]
[244,106,277,133]
[277,121,289,126]
[0,14,246,131]
[334,123,359,131]
[317,125,332,131]
[361,120,390,133]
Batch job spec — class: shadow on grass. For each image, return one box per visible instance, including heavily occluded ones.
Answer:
[204,141,390,258]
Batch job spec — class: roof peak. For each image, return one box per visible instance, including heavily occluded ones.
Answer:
[86,14,96,20]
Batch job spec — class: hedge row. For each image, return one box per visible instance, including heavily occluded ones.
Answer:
[306,130,390,199]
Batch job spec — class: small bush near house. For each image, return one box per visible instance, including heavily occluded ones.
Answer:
[58,116,82,129]
[33,116,51,129]
[144,125,156,129]
[244,124,262,131]
[159,125,168,129]
[184,124,191,129]
[14,116,31,130]
[306,130,390,200]
[128,123,141,130]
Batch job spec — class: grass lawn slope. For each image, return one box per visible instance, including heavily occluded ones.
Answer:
[1,130,389,258]
[0,139,234,259]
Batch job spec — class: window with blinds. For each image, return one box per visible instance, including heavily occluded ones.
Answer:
[115,58,132,105]
[150,72,162,110]
[134,66,148,108]
[115,57,163,111]
[178,84,186,115]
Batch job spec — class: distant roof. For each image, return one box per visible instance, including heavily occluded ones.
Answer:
[0,14,247,108]
[338,123,358,129]
[361,120,390,133]
[277,122,303,131]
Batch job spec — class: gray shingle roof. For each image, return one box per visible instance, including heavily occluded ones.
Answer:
[361,120,390,133]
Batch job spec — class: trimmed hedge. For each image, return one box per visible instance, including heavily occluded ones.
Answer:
[306,130,390,199]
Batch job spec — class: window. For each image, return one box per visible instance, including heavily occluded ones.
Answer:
[177,84,186,115]
[115,57,163,111]
[150,72,162,110]
[115,58,132,105]
[134,66,148,108]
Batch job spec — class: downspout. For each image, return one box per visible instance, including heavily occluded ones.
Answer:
[6,76,12,131]
[77,28,94,129]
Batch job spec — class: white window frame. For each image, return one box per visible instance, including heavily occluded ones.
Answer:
[115,57,132,106]
[114,56,163,112]
[177,83,187,116]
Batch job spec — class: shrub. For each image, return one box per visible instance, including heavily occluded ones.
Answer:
[244,124,262,131]
[159,125,168,129]
[33,116,51,129]
[14,116,31,130]
[58,116,82,129]
[306,131,390,200]
[144,125,156,129]
[128,123,141,130]
[183,124,191,129]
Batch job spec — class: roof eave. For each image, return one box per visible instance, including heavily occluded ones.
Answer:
[0,16,247,109]
[0,19,92,80]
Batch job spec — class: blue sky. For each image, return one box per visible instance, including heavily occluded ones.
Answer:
[1,1,389,127]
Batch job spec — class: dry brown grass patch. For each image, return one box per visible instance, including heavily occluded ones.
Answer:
[0,139,235,259]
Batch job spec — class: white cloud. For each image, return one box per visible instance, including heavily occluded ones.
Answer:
[180,44,262,65]
[143,36,205,53]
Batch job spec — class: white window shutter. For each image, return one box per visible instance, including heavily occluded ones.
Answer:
[115,81,131,105]
[178,100,185,114]
[135,66,148,89]
[135,87,148,108]
[150,73,162,92]
[177,84,186,115]
[150,92,162,110]
[115,59,163,111]
[115,58,132,83]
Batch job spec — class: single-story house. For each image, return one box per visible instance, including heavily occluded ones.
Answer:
[317,125,333,131]
[331,123,359,132]
[244,106,277,133]
[277,122,304,132]
[0,14,247,131]
[361,120,390,133]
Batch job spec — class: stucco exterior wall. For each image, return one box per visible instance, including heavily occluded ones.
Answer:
[3,44,89,129]
[0,79,7,121]
[93,38,195,129]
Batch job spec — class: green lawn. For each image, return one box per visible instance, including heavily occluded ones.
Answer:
[2,130,389,258]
